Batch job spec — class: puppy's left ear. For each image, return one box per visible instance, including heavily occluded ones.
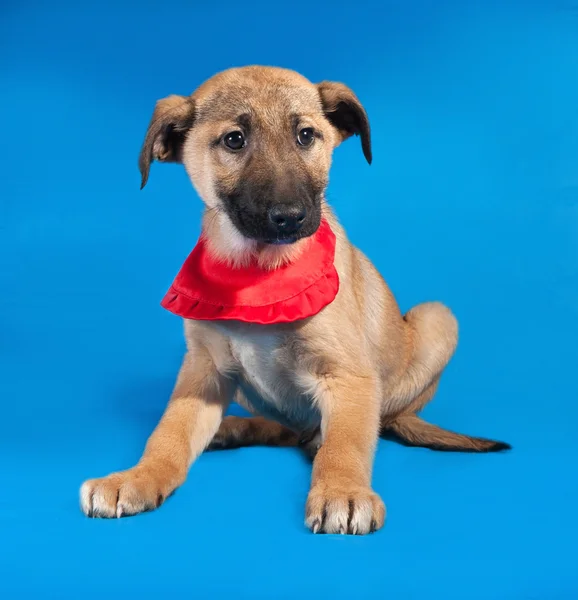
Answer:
[138,94,195,189]
[317,81,372,164]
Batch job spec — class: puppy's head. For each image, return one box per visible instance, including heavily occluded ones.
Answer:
[139,66,371,267]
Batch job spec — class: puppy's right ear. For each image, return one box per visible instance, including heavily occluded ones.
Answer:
[138,95,195,189]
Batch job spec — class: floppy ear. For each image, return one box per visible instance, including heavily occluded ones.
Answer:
[138,94,195,189]
[317,81,372,164]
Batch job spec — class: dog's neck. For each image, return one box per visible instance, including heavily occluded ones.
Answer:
[201,208,329,271]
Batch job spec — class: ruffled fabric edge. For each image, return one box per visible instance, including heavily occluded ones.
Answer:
[160,266,340,325]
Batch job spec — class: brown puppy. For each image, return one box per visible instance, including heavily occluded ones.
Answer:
[80,66,509,534]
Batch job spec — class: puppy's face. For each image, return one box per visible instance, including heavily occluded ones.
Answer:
[139,67,371,266]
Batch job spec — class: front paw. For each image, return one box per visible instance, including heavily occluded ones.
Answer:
[80,465,170,518]
[305,482,386,535]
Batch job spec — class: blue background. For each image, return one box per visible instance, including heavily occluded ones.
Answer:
[1,1,577,598]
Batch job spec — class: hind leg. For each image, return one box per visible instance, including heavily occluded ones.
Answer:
[208,416,323,457]
[207,415,300,450]
[385,302,458,415]
[383,304,510,452]
[207,388,321,454]
[409,376,440,412]
[381,377,439,430]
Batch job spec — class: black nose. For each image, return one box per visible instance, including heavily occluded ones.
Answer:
[268,204,306,235]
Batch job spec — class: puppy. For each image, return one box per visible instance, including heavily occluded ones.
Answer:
[80,66,509,535]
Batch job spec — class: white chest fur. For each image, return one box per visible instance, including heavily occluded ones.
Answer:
[228,330,284,402]
[212,324,319,430]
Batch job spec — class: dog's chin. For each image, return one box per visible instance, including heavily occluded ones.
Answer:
[253,224,321,268]
[259,220,321,247]
[265,238,299,246]
[261,232,306,246]
[255,235,310,270]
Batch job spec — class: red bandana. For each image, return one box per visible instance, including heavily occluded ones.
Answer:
[161,219,339,325]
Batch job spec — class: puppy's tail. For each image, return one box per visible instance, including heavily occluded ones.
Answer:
[383,413,511,453]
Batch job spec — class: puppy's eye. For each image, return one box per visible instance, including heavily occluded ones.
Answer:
[223,131,246,151]
[297,127,315,147]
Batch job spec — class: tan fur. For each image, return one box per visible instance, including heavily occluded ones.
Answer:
[81,66,509,534]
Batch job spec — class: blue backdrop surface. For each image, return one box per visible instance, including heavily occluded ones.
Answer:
[1,1,577,598]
